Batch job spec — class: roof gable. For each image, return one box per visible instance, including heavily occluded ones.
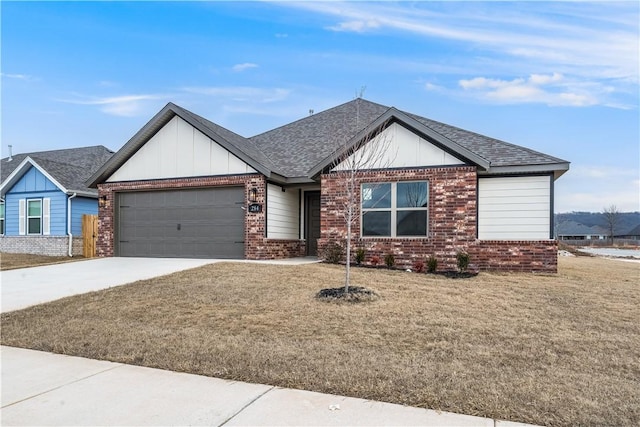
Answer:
[7,161,62,194]
[250,99,391,178]
[251,98,567,180]
[106,115,257,182]
[1,146,113,197]
[0,157,66,196]
[88,103,272,187]
[331,122,467,172]
[307,105,491,178]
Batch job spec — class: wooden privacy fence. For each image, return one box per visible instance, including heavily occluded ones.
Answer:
[82,214,98,258]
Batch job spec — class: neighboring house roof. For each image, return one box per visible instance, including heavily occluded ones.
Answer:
[89,99,570,187]
[616,223,640,237]
[557,220,608,236]
[1,145,114,197]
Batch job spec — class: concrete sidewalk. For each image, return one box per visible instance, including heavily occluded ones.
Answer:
[1,346,535,427]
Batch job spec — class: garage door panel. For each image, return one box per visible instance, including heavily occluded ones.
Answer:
[117,187,245,259]
[181,209,200,221]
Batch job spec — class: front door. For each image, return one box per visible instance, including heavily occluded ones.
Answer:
[305,191,321,256]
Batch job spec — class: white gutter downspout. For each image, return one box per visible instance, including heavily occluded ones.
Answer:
[67,193,77,257]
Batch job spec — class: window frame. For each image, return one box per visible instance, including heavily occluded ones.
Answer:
[0,200,4,235]
[26,198,42,235]
[361,181,429,238]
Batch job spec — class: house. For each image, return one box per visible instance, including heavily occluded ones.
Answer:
[88,99,569,272]
[615,224,640,241]
[556,220,608,241]
[1,146,114,256]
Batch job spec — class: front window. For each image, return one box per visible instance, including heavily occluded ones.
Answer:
[361,181,429,237]
[27,199,42,235]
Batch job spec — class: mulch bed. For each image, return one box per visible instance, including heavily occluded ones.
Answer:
[315,286,380,302]
[328,262,478,279]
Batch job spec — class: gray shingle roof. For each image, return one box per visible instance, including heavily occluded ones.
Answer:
[619,223,640,237]
[250,99,390,177]
[406,112,567,168]
[557,220,607,236]
[1,145,114,196]
[250,98,568,178]
[90,99,569,186]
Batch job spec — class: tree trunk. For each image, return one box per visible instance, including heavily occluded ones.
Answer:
[345,209,351,293]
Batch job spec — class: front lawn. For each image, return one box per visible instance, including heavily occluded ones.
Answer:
[1,257,638,426]
[0,252,85,270]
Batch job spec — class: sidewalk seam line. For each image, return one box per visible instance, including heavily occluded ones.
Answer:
[1,364,124,409]
[218,385,276,427]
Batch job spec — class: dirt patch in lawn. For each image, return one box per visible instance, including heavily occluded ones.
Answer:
[0,252,86,271]
[2,257,639,427]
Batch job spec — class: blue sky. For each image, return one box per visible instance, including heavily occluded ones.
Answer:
[1,1,638,212]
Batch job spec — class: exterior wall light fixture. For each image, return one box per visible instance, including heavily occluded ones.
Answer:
[249,188,258,203]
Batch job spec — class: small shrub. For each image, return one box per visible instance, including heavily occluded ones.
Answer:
[370,255,381,266]
[427,256,438,273]
[384,253,395,269]
[456,251,470,273]
[322,242,344,264]
[413,260,425,273]
[355,247,366,265]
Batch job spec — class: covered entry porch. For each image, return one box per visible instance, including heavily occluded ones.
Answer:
[265,183,320,257]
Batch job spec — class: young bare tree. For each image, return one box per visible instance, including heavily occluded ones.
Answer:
[328,97,395,292]
[602,204,620,245]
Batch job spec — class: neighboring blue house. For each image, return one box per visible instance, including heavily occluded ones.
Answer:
[0,146,114,256]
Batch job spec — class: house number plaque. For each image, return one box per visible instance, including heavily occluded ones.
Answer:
[248,203,262,213]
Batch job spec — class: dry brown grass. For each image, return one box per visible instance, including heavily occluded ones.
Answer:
[0,252,85,270]
[2,256,639,426]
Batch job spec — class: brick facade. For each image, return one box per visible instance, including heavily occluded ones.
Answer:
[318,166,557,273]
[96,166,556,272]
[470,240,557,273]
[97,174,304,259]
[0,236,83,257]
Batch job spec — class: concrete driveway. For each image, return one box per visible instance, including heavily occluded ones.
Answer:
[0,257,217,313]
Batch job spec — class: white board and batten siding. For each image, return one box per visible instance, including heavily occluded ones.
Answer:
[334,123,464,171]
[478,176,552,240]
[107,116,256,182]
[266,184,299,239]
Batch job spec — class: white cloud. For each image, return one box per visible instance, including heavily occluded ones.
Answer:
[58,94,168,116]
[277,1,638,108]
[555,166,640,212]
[1,73,37,81]
[328,19,381,33]
[458,73,601,107]
[557,186,640,213]
[529,73,563,85]
[232,63,258,72]
[424,82,445,92]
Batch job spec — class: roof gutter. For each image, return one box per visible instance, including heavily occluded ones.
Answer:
[480,162,570,180]
[67,192,77,257]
